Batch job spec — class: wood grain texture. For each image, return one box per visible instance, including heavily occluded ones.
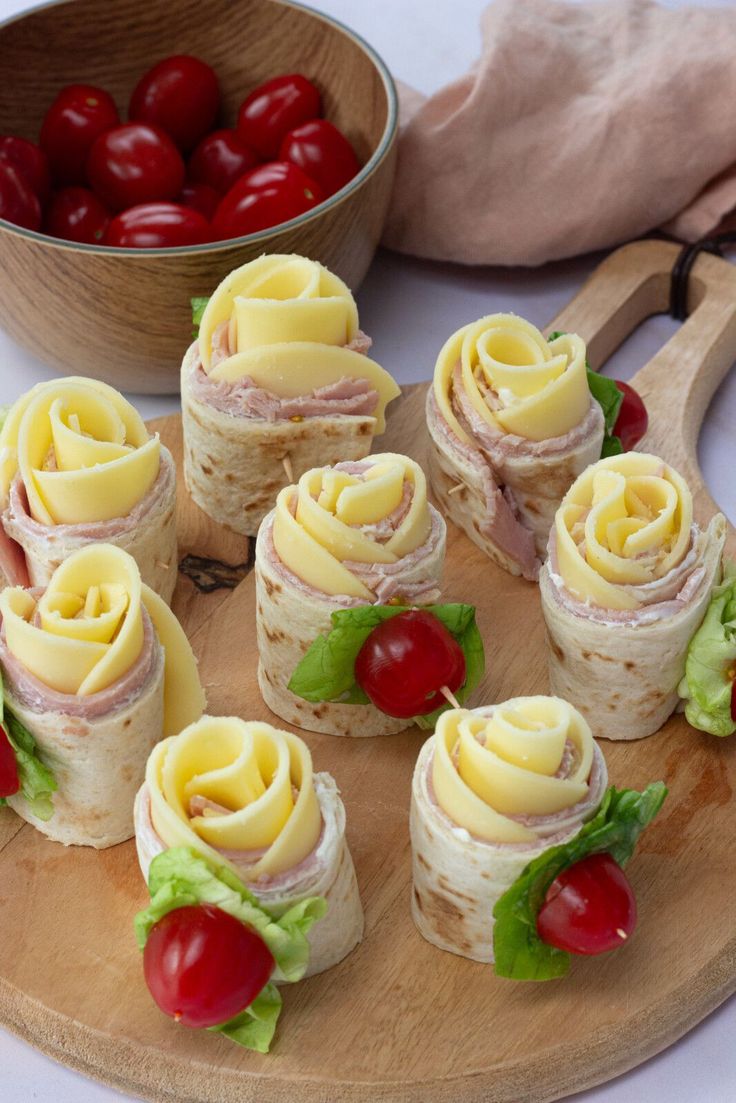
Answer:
[1,240,735,1103]
[0,0,397,393]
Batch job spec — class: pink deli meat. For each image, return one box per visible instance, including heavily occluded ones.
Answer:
[195,326,379,421]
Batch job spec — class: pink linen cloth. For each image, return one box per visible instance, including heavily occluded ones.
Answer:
[382,0,736,266]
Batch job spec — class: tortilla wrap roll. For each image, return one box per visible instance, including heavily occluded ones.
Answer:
[183,253,400,535]
[134,716,363,976]
[0,377,177,603]
[427,315,604,580]
[255,453,446,736]
[540,452,727,741]
[0,544,205,848]
[410,699,608,962]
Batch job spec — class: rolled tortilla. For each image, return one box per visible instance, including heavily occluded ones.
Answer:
[427,315,604,580]
[134,716,363,977]
[0,377,177,602]
[410,699,608,962]
[0,544,205,847]
[183,253,401,536]
[540,452,727,740]
[255,453,446,736]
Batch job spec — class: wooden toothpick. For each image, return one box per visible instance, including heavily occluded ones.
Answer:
[282,453,294,483]
[440,685,461,709]
[446,483,464,496]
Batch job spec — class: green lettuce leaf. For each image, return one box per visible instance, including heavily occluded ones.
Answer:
[0,672,57,821]
[287,603,485,727]
[492,782,667,981]
[678,563,736,736]
[191,296,210,338]
[548,331,623,457]
[210,982,282,1053]
[134,848,327,1053]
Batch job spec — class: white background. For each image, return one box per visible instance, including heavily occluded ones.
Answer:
[1,0,736,1100]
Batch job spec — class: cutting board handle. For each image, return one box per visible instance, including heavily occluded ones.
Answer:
[548,238,736,523]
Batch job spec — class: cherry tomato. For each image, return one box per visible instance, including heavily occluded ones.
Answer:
[39,84,119,186]
[129,55,220,153]
[178,182,219,221]
[143,903,274,1028]
[212,160,323,240]
[279,119,360,197]
[237,74,321,159]
[0,161,41,230]
[45,186,110,244]
[0,725,19,798]
[613,381,648,452]
[354,609,466,718]
[0,136,50,204]
[86,123,185,212]
[188,128,259,195]
[536,852,637,956]
[104,202,209,248]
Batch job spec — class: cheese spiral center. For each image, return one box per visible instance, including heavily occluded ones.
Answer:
[433,314,590,443]
[272,453,432,598]
[0,544,144,696]
[432,698,594,843]
[555,452,693,610]
[147,717,322,878]
[0,377,160,525]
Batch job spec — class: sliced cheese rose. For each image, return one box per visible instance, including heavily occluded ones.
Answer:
[272,453,432,599]
[197,253,399,432]
[434,314,589,443]
[433,698,595,844]
[146,717,322,880]
[0,377,160,524]
[0,544,204,736]
[555,452,693,611]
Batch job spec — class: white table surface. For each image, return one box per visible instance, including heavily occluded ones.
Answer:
[2,0,736,1100]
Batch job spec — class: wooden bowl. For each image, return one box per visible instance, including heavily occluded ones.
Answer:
[0,0,398,393]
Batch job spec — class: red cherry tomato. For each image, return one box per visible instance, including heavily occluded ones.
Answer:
[39,84,119,186]
[0,725,20,798]
[188,128,259,195]
[129,55,220,153]
[354,609,466,718]
[237,74,321,159]
[613,381,648,452]
[45,186,110,244]
[86,123,185,212]
[0,161,41,230]
[143,903,274,1028]
[178,182,219,221]
[104,202,209,248]
[212,160,323,240]
[279,119,360,197]
[0,136,50,204]
[536,852,637,956]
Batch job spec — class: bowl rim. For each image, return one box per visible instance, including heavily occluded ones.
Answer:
[0,0,399,256]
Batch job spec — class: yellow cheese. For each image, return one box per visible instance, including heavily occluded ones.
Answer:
[146,716,322,880]
[196,253,399,433]
[199,254,359,370]
[554,452,694,609]
[272,453,431,597]
[0,546,205,732]
[433,315,590,444]
[140,585,207,738]
[432,698,595,843]
[0,377,159,524]
[208,343,400,434]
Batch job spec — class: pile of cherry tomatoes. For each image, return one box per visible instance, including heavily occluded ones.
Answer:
[0,57,361,248]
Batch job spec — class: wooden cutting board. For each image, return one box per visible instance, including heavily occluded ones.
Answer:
[1,239,735,1103]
